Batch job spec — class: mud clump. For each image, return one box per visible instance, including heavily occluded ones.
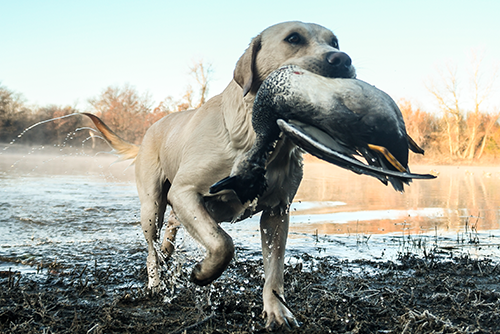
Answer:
[1,251,500,333]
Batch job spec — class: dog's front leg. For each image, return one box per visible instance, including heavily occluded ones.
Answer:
[169,186,235,286]
[260,209,299,330]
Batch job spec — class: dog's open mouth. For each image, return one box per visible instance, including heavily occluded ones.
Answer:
[277,119,436,184]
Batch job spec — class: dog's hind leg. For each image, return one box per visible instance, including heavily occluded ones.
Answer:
[168,186,235,286]
[260,210,299,329]
[161,211,180,256]
[139,193,167,289]
[135,165,170,290]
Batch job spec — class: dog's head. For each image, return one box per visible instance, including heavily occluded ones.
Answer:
[234,21,356,96]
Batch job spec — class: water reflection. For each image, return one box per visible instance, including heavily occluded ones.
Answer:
[292,157,500,236]
[2,151,500,266]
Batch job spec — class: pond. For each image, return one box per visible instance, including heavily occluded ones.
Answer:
[1,149,500,274]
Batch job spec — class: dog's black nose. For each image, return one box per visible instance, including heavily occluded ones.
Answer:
[326,52,352,69]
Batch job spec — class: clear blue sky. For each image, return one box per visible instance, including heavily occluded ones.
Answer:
[1,0,499,112]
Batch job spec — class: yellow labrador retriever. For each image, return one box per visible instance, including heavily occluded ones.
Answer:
[84,21,356,330]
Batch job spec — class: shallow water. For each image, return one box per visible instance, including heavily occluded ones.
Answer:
[2,150,500,276]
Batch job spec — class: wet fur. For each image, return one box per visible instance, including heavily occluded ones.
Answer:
[84,21,355,330]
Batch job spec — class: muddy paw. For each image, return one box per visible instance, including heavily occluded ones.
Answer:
[262,305,299,331]
[190,263,220,287]
[146,277,165,295]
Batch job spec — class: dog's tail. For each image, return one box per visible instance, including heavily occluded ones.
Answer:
[81,113,140,161]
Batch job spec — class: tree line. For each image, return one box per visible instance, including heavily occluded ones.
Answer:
[1,57,499,163]
[0,61,213,150]
[0,83,169,150]
[402,53,500,163]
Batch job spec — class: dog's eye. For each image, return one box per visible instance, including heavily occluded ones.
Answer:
[285,33,301,44]
[331,39,339,49]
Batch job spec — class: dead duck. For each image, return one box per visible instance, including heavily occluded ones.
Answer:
[210,65,435,204]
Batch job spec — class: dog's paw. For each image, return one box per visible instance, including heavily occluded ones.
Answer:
[146,276,165,295]
[190,262,226,287]
[262,306,299,331]
[262,291,300,331]
[209,166,267,204]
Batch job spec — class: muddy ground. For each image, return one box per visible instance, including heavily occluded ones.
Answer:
[1,248,500,334]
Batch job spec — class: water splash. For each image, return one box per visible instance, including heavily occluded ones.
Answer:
[1,112,121,176]
[3,112,84,152]
[146,218,207,303]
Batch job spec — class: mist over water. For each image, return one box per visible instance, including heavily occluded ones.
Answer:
[2,146,500,277]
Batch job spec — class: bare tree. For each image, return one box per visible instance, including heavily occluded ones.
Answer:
[189,59,213,108]
[87,84,154,143]
[1,60,215,146]
[465,51,499,160]
[159,59,214,112]
[0,84,31,143]
[427,63,464,159]
[426,51,499,161]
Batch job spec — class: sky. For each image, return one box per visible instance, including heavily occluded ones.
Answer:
[1,0,499,113]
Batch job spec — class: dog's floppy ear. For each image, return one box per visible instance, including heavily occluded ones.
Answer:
[234,34,262,97]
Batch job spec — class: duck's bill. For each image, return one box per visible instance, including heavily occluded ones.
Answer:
[277,119,436,185]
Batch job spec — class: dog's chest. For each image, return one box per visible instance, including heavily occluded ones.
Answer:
[258,138,304,212]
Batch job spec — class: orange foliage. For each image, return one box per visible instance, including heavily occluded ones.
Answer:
[398,99,500,163]
[88,85,169,144]
[398,99,437,149]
